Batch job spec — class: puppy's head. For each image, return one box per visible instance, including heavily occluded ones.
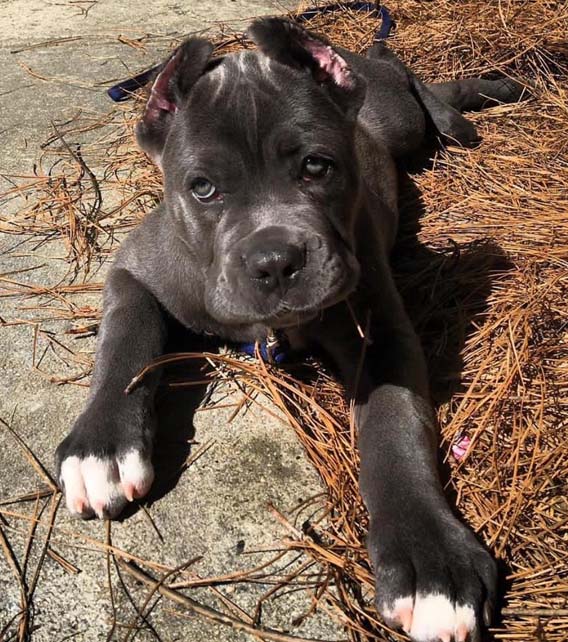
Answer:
[137,19,366,329]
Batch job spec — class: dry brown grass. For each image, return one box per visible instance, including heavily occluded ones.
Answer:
[1,1,567,641]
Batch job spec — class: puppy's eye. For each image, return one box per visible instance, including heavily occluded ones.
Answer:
[301,156,333,181]
[191,178,219,203]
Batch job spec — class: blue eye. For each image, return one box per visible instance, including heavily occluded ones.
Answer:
[191,178,219,202]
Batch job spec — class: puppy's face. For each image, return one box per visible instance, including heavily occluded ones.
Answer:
[137,20,366,328]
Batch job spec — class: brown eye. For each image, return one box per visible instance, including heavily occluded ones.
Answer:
[191,178,219,202]
[301,156,333,180]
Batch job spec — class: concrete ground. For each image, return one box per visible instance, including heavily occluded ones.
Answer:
[0,2,346,640]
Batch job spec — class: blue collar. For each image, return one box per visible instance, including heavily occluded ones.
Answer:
[239,329,289,364]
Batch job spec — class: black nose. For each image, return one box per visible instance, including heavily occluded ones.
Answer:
[244,242,305,292]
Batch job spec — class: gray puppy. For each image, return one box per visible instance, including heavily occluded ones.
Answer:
[56,18,523,642]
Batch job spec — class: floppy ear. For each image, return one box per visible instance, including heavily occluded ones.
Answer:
[136,38,214,167]
[247,18,366,119]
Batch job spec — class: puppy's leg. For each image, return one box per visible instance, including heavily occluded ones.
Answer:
[426,77,527,112]
[409,78,481,147]
[319,267,496,642]
[56,268,167,518]
[361,42,480,147]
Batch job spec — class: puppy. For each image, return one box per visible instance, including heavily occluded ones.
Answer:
[56,18,524,641]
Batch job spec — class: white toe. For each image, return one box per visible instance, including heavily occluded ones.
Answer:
[80,456,125,518]
[382,595,414,632]
[405,593,477,642]
[455,604,477,642]
[411,593,456,641]
[60,455,90,515]
[118,450,154,501]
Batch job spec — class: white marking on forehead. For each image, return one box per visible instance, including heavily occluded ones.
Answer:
[207,61,229,102]
[259,53,272,76]
[209,62,227,83]
[235,51,280,90]
[235,51,255,74]
[258,53,280,90]
[205,51,280,107]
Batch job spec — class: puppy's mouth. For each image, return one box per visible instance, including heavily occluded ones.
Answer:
[206,253,360,328]
[267,275,358,328]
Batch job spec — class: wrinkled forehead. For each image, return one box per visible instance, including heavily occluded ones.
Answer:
[179,51,352,152]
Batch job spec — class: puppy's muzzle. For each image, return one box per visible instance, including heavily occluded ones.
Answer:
[242,228,305,295]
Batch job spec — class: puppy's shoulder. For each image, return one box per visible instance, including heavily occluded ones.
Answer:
[113,204,169,281]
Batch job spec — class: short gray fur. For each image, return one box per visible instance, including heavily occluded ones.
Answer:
[55,17,525,642]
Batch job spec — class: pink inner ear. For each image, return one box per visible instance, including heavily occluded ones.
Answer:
[144,50,180,122]
[301,37,354,89]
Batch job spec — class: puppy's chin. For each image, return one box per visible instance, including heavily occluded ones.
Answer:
[205,266,359,329]
[261,308,320,330]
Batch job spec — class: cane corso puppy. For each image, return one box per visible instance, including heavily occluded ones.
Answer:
[56,18,524,641]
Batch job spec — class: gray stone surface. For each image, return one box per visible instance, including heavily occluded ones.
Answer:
[0,2,345,640]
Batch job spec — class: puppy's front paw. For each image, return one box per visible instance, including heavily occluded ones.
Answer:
[56,423,154,519]
[370,516,496,642]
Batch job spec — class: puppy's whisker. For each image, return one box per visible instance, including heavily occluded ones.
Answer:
[345,297,366,340]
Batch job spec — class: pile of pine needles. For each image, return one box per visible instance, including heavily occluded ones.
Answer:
[1,1,567,640]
